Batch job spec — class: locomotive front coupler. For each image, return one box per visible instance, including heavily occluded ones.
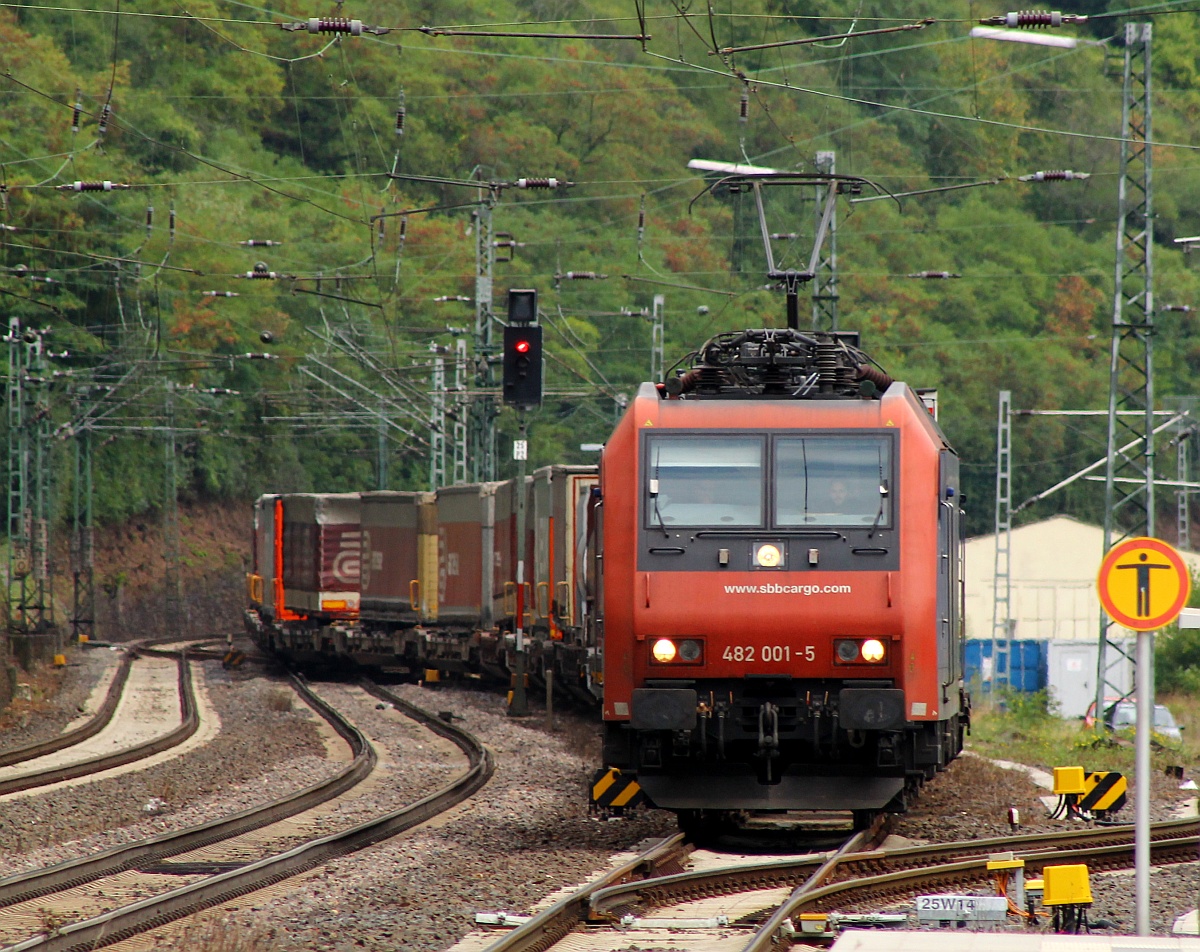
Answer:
[756,701,781,783]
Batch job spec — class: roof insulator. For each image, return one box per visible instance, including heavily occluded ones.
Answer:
[57,181,130,192]
[1018,169,1090,182]
[978,11,1087,28]
[514,177,571,189]
[280,17,390,35]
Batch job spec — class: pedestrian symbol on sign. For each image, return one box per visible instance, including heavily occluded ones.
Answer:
[1097,537,1191,631]
[1116,552,1173,617]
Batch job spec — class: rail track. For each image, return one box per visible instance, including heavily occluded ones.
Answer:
[0,678,492,952]
[0,650,197,797]
[0,637,247,794]
[468,816,1200,952]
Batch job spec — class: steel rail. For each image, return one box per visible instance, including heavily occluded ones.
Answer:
[0,636,206,770]
[478,834,691,952]
[586,815,1200,921]
[0,673,372,909]
[1,680,493,952]
[588,815,888,922]
[764,835,1200,928]
[0,651,198,796]
[743,828,1200,951]
[0,651,134,769]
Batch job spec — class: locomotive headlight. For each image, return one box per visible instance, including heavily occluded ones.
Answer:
[834,637,889,664]
[753,543,784,568]
[652,638,677,663]
[650,638,703,664]
[835,639,860,663]
[861,638,886,663]
[678,639,702,662]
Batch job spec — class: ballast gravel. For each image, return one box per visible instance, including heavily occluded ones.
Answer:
[0,660,329,865]
[4,651,1198,951]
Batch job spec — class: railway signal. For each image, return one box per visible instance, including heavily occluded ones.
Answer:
[502,290,542,409]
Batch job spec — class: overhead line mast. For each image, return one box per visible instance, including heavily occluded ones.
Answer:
[1097,22,1154,738]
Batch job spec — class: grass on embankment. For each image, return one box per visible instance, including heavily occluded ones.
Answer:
[966,689,1199,779]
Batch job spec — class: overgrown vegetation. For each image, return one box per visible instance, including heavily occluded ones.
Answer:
[2,3,1200,539]
[968,688,1199,775]
[1155,567,1200,693]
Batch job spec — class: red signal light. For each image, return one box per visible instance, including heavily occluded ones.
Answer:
[514,339,531,354]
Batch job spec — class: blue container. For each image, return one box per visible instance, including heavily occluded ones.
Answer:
[965,639,1047,692]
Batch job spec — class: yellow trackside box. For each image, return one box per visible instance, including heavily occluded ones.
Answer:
[1053,766,1086,795]
[1042,864,1092,906]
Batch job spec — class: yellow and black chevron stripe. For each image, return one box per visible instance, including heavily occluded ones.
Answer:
[1080,771,1127,814]
[590,767,645,810]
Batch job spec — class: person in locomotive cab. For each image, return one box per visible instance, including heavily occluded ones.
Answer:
[827,478,851,511]
[812,477,877,525]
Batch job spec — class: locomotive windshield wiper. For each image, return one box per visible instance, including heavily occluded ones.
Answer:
[866,443,889,539]
[650,450,670,538]
[869,478,889,539]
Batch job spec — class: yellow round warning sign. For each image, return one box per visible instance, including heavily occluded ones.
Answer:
[1097,537,1192,631]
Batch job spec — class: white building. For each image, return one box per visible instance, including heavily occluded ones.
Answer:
[965,514,1200,643]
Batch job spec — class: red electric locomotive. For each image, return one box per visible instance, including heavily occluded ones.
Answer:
[592,328,967,825]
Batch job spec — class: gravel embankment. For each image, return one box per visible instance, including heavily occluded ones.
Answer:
[4,655,1197,950]
[210,680,678,952]
[0,660,329,863]
[0,647,116,753]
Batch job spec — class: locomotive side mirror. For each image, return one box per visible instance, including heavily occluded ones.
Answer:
[649,478,660,496]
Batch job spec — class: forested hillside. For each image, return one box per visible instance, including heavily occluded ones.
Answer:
[3,0,1200,537]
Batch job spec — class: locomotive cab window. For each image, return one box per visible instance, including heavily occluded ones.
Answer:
[646,437,764,527]
[774,436,892,528]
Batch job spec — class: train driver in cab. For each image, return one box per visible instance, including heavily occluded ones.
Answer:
[816,477,878,525]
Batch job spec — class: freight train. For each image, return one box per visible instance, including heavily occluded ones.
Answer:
[245,327,968,825]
